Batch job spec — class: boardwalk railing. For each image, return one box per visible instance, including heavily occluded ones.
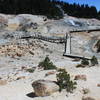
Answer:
[70,28,100,33]
[21,34,66,43]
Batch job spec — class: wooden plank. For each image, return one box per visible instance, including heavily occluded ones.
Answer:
[20,35,66,43]
[70,28,100,33]
[63,53,91,60]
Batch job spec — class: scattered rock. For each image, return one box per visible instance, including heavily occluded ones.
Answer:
[97,84,100,87]
[76,64,86,68]
[21,66,27,70]
[16,52,23,57]
[32,80,59,96]
[45,71,56,77]
[74,75,87,81]
[72,58,80,62]
[16,76,26,80]
[82,96,95,100]
[29,50,34,55]
[0,44,33,57]
[0,80,7,86]
[82,88,90,94]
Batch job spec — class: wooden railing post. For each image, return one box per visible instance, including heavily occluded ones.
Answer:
[64,33,67,54]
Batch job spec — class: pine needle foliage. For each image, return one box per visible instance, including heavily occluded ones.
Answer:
[56,69,77,93]
[90,56,98,66]
[38,56,57,70]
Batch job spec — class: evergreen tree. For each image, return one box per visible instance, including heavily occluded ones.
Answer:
[0,0,99,19]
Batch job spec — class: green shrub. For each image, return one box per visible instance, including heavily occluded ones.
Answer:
[76,56,99,68]
[38,56,57,70]
[56,69,77,93]
[81,59,89,66]
[90,56,98,66]
[26,68,35,73]
[76,59,89,68]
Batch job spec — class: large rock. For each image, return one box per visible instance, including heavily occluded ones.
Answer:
[32,80,59,96]
[0,80,7,86]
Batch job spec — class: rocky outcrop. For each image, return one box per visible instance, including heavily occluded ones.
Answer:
[0,44,34,57]
[7,14,46,31]
[92,39,100,53]
[74,75,87,81]
[32,80,59,96]
[18,22,38,32]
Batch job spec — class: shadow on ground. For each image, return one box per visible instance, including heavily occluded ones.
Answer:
[26,92,37,98]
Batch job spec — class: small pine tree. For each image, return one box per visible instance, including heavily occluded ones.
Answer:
[81,59,89,66]
[26,68,35,73]
[56,69,77,93]
[90,56,98,66]
[38,56,57,70]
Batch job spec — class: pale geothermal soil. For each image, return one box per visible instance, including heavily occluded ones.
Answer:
[0,59,100,100]
[0,14,100,100]
[0,39,100,100]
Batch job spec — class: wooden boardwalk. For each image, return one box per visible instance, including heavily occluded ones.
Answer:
[21,34,66,43]
[63,33,91,60]
[20,31,97,60]
[63,53,91,60]
[70,28,100,33]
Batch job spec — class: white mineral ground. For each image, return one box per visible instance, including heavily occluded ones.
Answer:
[0,14,100,100]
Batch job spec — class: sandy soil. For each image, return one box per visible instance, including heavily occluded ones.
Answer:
[0,14,100,100]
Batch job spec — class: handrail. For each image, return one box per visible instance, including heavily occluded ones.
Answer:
[20,34,66,43]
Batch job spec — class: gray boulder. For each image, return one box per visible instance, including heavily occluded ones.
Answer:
[32,80,59,96]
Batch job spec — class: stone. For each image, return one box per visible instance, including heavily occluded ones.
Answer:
[45,71,56,77]
[0,80,7,86]
[82,88,90,94]
[16,76,26,80]
[16,52,23,57]
[21,66,27,70]
[29,50,34,55]
[32,80,59,96]
[72,58,80,62]
[82,96,95,100]
[97,84,100,87]
[74,75,87,81]
[92,39,100,53]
